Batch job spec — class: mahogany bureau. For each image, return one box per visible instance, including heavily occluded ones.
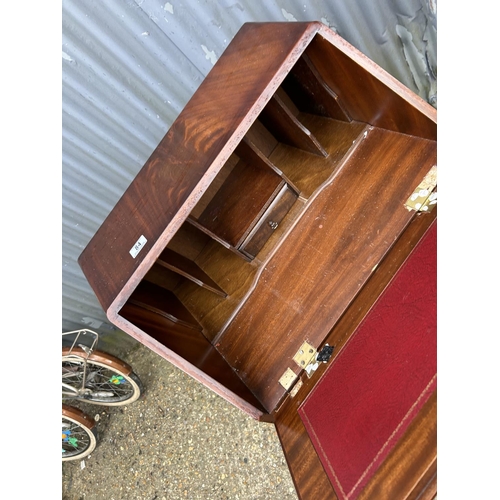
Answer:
[79,22,437,499]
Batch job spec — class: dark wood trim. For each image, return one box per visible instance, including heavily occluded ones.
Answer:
[275,389,339,500]
[357,392,437,500]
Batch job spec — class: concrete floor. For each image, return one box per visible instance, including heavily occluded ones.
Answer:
[62,335,298,500]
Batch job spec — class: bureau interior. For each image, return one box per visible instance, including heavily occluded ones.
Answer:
[117,35,435,412]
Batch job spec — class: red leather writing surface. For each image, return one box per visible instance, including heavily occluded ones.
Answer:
[298,220,437,499]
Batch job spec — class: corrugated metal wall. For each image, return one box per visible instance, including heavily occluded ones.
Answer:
[62,0,437,335]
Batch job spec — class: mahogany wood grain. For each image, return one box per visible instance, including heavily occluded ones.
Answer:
[235,137,301,195]
[273,211,437,500]
[128,281,202,332]
[357,392,437,500]
[405,458,436,500]
[275,385,339,500]
[173,200,310,342]
[239,185,298,259]
[79,20,438,426]
[157,247,227,297]
[164,221,212,262]
[270,211,437,409]
[206,119,366,342]
[275,390,436,500]
[305,33,436,140]
[260,93,328,157]
[119,301,268,416]
[217,128,437,412]
[79,22,322,313]
[189,153,239,221]
[270,117,366,198]
[174,238,259,342]
[322,210,438,358]
[197,158,285,248]
[282,53,351,122]
[79,21,436,315]
[244,119,279,158]
[248,197,307,265]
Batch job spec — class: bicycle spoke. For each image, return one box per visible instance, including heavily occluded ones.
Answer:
[63,350,142,406]
[63,360,137,403]
[62,419,92,457]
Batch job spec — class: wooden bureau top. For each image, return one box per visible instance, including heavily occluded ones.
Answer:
[79,20,436,322]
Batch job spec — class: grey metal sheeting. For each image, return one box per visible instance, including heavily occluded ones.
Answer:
[62,0,437,333]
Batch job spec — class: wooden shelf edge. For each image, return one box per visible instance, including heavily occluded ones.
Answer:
[236,138,301,196]
[157,248,227,297]
[283,52,352,122]
[260,93,328,157]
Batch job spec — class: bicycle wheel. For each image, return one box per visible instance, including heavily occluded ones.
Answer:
[62,348,143,406]
[62,404,97,461]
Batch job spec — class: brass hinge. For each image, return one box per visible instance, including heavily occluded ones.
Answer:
[278,368,298,391]
[405,165,437,213]
[293,341,318,371]
[279,342,335,392]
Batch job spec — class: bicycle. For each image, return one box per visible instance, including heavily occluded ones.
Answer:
[62,329,143,461]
